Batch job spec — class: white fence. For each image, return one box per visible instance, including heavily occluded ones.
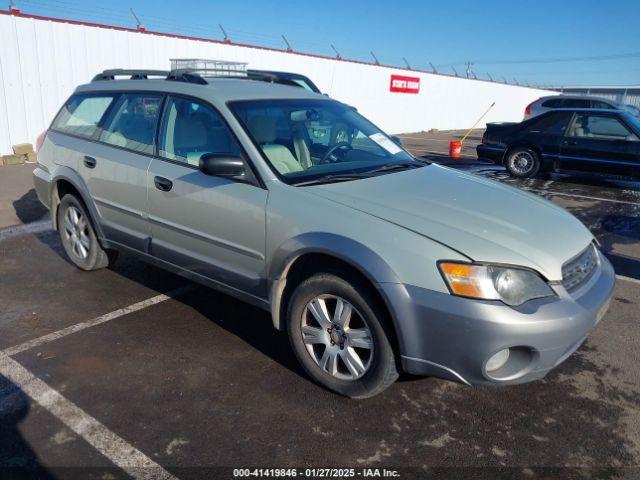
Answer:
[0,10,551,155]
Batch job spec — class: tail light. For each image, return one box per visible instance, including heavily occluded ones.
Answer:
[36,130,47,152]
[524,100,536,116]
[481,131,487,144]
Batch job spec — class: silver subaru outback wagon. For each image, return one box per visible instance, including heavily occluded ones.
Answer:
[33,68,615,398]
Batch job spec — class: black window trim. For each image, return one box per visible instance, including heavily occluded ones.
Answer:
[49,89,266,189]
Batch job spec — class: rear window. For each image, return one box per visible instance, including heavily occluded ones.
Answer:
[52,94,116,138]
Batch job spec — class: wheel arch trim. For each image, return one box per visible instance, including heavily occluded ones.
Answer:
[50,168,105,239]
[267,233,403,332]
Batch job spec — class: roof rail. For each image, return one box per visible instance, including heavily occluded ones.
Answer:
[91,67,299,87]
[92,69,170,81]
[92,68,208,85]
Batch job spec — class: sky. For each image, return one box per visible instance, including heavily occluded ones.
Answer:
[12,0,640,86]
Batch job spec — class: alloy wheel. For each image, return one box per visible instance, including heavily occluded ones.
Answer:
[62,205,91,260]
[509,151,535,175]
[301,294,374,380]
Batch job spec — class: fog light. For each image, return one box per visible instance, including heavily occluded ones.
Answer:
[486,349,510,372]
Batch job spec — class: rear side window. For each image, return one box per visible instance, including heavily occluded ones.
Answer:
[591,100,614,109]
[541,98,563,108]
[100,93,163,154]
[528,112,572,135]
[52,94,115,138]
[562,99,590,108]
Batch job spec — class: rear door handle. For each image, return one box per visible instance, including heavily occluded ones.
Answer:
[154,176,173,192]
[83,155,97,168]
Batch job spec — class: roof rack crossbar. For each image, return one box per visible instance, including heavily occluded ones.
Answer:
[165,69,208,85]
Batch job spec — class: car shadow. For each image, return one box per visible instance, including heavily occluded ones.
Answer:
[0,375,55,479]
[12,189,49,226]
[33,229,422,387]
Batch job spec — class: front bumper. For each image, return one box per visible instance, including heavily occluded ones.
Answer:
[381,254,615,386]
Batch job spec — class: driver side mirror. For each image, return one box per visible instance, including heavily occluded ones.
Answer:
[199,153,246,179]
[391,136,402,146]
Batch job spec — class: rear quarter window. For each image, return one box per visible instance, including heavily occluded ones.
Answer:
[591,100,614,109]
[52,94,116,138]
[541,98,563,108]
[527,112,572,135]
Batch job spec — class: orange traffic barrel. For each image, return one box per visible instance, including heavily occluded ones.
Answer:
[449,140,462,158]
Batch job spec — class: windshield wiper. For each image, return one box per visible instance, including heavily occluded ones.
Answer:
[366,161,424,174]
[294,173,371,187]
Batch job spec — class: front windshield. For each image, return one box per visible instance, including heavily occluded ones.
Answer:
[230,99,420,184]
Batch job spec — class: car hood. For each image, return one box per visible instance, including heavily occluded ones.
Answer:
[307,164,593,281]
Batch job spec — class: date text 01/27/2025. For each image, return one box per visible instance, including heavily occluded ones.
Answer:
[233,468,401,478]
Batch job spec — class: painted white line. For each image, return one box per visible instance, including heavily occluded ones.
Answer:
[0,354,178,480]
[616,274,640,285]
[0,219,51,241]
[2,285,193,357]
[526,188,640,206]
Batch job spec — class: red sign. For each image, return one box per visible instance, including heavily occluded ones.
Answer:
[389,74,420,94]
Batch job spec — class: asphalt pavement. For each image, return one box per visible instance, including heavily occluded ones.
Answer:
[0,131,639,479]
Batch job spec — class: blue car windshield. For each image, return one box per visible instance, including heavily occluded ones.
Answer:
[229,99,420,185]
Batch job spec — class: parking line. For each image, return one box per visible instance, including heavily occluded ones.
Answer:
[0,354,178,480]
[0,219,51,241]
[525,188,640,206]
[0,286,193,480]
[2,285,193,357]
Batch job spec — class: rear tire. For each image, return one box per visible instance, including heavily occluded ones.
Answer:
[287,272,398,399]
[505,147,540,178]
[57,194,112,271]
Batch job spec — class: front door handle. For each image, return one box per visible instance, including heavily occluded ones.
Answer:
[562,139,579,146]
[83,155,97,168]
[154,176,173,192]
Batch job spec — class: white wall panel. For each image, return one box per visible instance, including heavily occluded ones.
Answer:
[0,12,551,154]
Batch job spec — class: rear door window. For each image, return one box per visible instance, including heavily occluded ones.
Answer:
[52,94,116,138]
[100,93,163,154]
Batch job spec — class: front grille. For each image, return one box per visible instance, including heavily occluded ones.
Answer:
[562,244,599,292]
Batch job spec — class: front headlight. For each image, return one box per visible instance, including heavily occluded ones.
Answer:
[439,262,554,306]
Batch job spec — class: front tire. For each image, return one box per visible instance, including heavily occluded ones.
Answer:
[287,273,398,398]
[57,194,111,271]
[505,147,540,178]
